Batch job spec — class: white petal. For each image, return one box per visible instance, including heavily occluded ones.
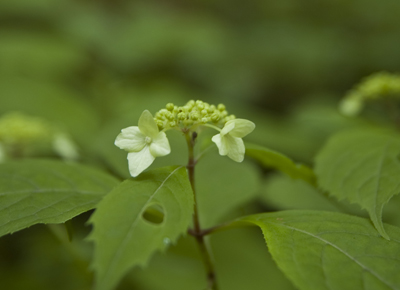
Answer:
[115,126,146,152]
[150,132,171,157]
[225,135,245,162]
[220,121,235,136]
[52,133,79,160]
[212,134,229,156]
[127,146,155,177]
[138,110,159,139]
[228,119,255,138]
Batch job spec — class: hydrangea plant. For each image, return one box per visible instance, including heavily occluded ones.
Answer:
[2,97,400,290]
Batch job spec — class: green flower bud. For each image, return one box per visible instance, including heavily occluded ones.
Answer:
[217,104,226,111]
[166,103,174,111]
[178,112,187,120]
[156,120,165,129]
[190,112,200,121]
[166,112,174,120]
[211,113,221,122]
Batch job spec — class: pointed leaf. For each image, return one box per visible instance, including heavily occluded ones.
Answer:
[245,143,316,185]
[315,130,400,239]
[89,166,193,290]
[0,159,119,237]
[242,210,400,290]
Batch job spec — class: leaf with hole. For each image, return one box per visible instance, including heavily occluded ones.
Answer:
[0,159,119,237]
[88,166,194,290]
[315,129,400,239]
[242,210,400,290]
[245,143,316,185]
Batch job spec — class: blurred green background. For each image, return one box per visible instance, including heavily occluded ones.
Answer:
[1,0,400,289]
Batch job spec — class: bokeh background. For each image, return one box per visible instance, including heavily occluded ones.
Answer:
[1,0,400,289]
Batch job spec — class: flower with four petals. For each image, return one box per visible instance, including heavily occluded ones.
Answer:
[115,110,171,177]
[211,119,255,162]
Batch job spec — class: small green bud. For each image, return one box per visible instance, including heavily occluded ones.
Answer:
[190,112,199,121]
[166,103,174,111]
[165,112,174,120]
[197,102,205,110]
[156,120,165,129]
[211,113,221,122]
[217,104,226,111]
[178,112,187,120]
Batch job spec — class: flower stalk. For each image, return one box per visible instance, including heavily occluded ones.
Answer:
[186,131,219,290]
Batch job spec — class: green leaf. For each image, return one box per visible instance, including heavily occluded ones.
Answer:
[88,166,194,290]
[0,77,100,147]
[315,129,400,239]
[261,174,340,211]
[196,150,261,228]
[245,143,316,185]
[242,210,400,290]
[0,159,119,237]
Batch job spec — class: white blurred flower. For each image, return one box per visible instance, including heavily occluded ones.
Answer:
[212,119,255,162]
[339,93,364,117]
[52,133,79,161]
[115,110,171,177]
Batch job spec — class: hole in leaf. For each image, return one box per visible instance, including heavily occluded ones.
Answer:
[142,203,165,224]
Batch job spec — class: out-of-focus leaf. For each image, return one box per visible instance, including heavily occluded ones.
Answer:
[0,77,100,146]
[243,210,400,290]
[130,226,296,290]
[0,159,119,237]
[196,150,262,228]
[315,129,400,239]
[130,235,206,290]
[261,174,338,211]
[88,166,193,290]
[0,31,86,79]
[212,227,296,290]
[246,143,316,185]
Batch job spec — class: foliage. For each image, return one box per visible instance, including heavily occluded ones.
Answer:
[1,1,400,290]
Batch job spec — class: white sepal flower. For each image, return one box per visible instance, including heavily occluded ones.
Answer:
[115,110,171,177]
[211,119,255,162]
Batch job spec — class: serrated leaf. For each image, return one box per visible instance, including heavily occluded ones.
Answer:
[0,159,119,237]
[315,130,400,239]
[245,143,316,185]
[89,166,194,290]
[242,210,400,290]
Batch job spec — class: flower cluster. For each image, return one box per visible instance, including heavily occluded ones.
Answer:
[115,101,255,177]
[339,71,400,116]
[153,100,236,131]
[0,112,79,162]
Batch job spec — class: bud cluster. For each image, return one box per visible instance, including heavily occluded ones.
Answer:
[0,112,52,145]
[153,100,236,130]
[339,71,400,117]
[351,71,400,100]
[0,112,79,161]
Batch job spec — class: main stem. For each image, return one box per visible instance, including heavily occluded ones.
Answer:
[186,132,218,290]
